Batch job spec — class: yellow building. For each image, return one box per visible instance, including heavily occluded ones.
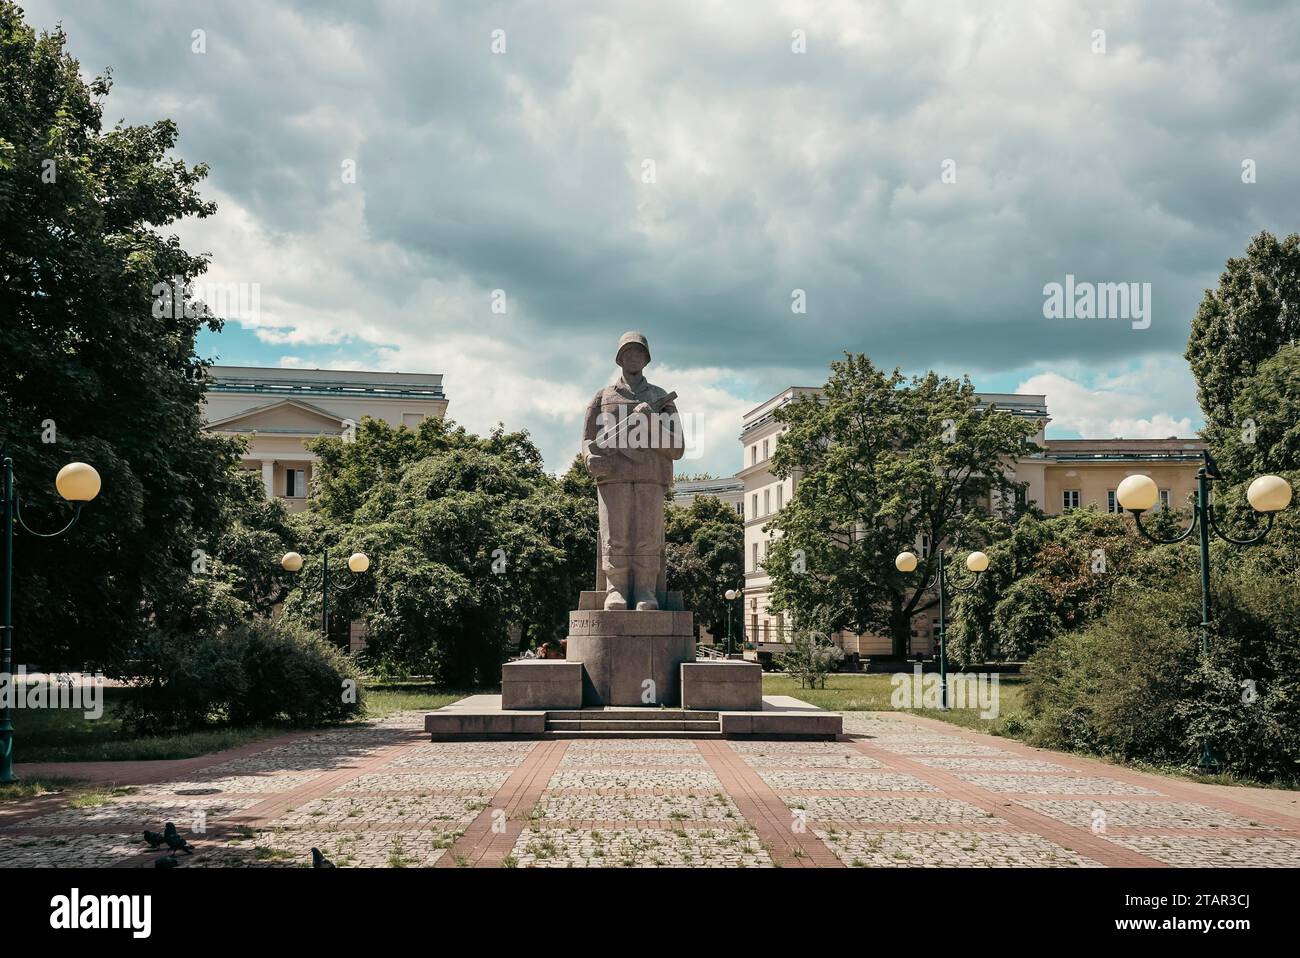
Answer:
[735,387,1204,659]
[201,366,448,512]
[200,365,448,653]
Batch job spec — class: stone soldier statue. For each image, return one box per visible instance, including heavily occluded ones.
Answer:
[582,331,685,611]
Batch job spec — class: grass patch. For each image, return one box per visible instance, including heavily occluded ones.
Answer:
[0,776,87,803]
[15,687,285,763]
[361,681,484,718]
[762,672,1026,736]
[13,680,481,764]
[68,785,136,808]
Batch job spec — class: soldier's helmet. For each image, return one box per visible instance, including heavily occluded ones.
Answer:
[615,330,651,365]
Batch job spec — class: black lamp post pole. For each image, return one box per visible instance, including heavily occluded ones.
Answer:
[1126,452,1275,771]
[321,545,330,639]
[1,450,90,783]
[913,548,983,711]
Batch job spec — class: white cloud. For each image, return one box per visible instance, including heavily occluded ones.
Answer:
[26,0,1291,472]
[1018,363,1198,439]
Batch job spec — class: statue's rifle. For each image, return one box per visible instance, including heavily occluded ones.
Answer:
[594,391,678,457]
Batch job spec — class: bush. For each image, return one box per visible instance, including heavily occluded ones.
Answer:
[777,631,845,689]
[230,624,362,727]
[1023,571,1300,781]
[116,626,249,735]
[116,620,362,734]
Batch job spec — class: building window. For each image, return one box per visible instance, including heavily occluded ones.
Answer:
[776,484,783,509]
[752,493,759,518]
[1063,489,1080,510]
[285,468,305,498]
[734,502,743,516]
[751,542,759,571]
[1107,489,1118,513]
[762,439,769,460]
[751,445,757,466]
[1159,489,1171,511]
[764,489,771,515]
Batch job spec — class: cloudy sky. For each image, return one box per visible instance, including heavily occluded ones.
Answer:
[22,0,1300,474]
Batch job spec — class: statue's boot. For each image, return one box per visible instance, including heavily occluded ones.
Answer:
[603,568,630,611]
[632,560,659,611]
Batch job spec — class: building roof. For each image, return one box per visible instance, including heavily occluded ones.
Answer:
[1044,437,1205,462]
[673,477,745,495]
[205,365,445,402]
[740,387,1048,440]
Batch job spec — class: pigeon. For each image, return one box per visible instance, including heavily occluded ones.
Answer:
[311,847,336,869]
[163,822,195,855]
[155,855,179,869]
[143,829,166,848]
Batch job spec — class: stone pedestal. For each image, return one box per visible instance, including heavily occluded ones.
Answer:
[681,660,763,710]
[501,660,583,709]
[566,609,695,707]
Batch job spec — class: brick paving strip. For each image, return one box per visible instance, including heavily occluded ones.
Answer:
[436,740,569,868]
[1,729,326,828]
[7,709,1300,869]
[694,741,843,867]
[848,738,1163,866]
[87,728,433,867]
[847,712,1300,866]
[882,712,1300,834]
[0,722,443,867]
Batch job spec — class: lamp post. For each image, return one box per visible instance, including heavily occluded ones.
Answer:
[281,547,370,641]
[724,588,741,655]
[2,449,101,783]
[894,548,989,711]
[1116,451,1291,771]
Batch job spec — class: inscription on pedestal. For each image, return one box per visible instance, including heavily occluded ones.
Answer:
[567,608,696,707]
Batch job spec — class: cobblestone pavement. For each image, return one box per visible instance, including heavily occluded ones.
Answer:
[5,709,1300,868]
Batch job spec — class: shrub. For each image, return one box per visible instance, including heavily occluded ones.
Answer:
[777,631,845,689]
[1023,571,1300,781]
[116,620,362,733]
[230,623,362,727]
[116,625,250,735]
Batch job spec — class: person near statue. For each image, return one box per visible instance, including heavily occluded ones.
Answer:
[581,331,685,612]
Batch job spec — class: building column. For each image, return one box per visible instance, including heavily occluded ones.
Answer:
[261,460,276,497]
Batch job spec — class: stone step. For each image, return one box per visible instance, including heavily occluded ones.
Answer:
[545,710,719,722]
[545,719,721,732]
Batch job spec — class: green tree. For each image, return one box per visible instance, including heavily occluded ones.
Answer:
[285,416,596,683]
[764,354,1039,657]
[0,4,243,666]
[946,509,1192,665]
[1186,231,1300,452]
[1214,343,1300,478]
[1195,343,1300,585]
[208,471,298,617]
[664,495,743,642]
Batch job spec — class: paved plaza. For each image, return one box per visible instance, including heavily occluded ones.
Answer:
[4,711,1300,868]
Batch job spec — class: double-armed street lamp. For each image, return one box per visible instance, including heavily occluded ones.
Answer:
[894,548,990,711]
[2,448,102,783]
[281,547,370,641]
[724,588,742,655]
[1116,451,1292,770]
